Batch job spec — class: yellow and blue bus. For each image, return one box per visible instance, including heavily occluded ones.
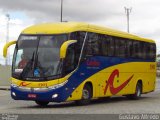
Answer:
[3,22,156,106]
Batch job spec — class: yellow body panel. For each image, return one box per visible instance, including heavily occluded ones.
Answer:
[67,62,156,101]
[22,22,155,43]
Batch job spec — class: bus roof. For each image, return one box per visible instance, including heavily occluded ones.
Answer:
[22,22,155,43]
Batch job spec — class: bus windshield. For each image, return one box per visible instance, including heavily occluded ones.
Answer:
[12,34,67,80]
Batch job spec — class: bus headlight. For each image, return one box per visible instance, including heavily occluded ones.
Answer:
[52,94,58,98]
[48,80,68,90]
[12,92,16,96]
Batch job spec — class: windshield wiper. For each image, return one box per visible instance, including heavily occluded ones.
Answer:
[20,51,35,79]
[34,52,45,78]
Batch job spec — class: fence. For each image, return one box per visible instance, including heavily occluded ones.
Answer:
[0,65,11,86]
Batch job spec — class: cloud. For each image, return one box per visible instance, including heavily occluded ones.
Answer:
[0,0,130,22]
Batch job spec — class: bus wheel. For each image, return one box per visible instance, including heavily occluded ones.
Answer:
[127,82,142,100]
[76,84,92,105]
[35,101,49,106]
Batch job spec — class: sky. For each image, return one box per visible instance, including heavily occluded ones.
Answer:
[0,0,160,65]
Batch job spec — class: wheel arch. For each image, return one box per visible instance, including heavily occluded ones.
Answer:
[137,79,143,93]
[84,81,93,98]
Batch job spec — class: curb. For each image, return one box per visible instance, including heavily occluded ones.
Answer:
[0,87,10,91]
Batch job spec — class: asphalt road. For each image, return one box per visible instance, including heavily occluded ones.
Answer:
[0,78,160,115]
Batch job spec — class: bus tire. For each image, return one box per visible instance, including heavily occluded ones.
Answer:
[127,82,142,100]
[35,101,49,106]
[76,84,92,105]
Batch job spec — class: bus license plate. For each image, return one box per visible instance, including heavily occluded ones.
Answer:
[28,94,37,98]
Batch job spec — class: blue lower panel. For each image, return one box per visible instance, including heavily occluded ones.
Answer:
[11,86,70,102]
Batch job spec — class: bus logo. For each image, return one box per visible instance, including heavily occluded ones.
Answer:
[19,82,31,87]
[104,69,134,95]
[86,60,100,67]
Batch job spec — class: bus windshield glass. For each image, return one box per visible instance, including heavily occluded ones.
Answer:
[12,34,67,80]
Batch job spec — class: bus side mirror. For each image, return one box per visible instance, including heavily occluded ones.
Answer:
[60,40,77,59]
[3,40,17,58]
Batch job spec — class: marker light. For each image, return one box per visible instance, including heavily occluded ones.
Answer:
[52,94,58,98]
[12,92,16,96]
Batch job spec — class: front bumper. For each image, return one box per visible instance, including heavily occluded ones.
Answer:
[11,86,69,102]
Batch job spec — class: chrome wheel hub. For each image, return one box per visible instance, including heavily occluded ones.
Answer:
[83,89,89,99]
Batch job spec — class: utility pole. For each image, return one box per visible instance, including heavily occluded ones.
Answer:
[124,7,132,33]
[5,14,10,66]
[60,0,63,22]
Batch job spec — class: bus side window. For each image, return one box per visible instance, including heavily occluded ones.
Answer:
[145,43,150,59]
[140,42,146,59]
[138,42,142,59]
[70,31,86,64]
[107,36,114,56]
[101,35,108,56]
[115,38,125,57]
[85,33,100,56]
[64,44,76,75]
[126,40,132,58]
[150,43,156,61]
[132,41,140,58]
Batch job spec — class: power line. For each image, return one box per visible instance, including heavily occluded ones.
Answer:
[124,7,132,33]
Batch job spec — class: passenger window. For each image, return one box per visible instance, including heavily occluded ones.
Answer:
[64,44,76,74]
[107,36,114,56]
[115,38,125,57]
[86,33,100,56]
[145,43,150,59]
[150,44,156,60]
[70,31,86,64]
[101,35,108,56]
[132,41,140,58]
[140,42,146,59]
[126,40,132,57]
